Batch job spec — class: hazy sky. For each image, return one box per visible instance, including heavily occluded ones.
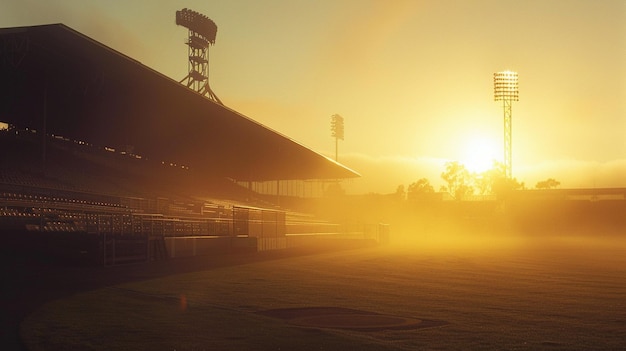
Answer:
[2,0,625,193]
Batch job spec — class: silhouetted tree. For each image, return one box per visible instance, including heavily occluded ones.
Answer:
[492,176,525,199]
[469,161,525,198]
[394,184,406,200]
[473,173,490,195]
[477,162,525,199]
[474,161,505,195]
[441,161,473,200]
[535,178,560,189]
[407,178,434,201]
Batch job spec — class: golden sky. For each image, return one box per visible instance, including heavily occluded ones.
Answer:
[3,0,625,193]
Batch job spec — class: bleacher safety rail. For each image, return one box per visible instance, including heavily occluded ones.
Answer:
[1,192,389,264]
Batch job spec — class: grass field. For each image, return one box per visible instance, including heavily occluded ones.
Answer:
[20,233,626,350]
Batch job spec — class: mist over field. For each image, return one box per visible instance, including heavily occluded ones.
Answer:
[20,202,626,350]
[297,190,626,250]
[10,179,625,350]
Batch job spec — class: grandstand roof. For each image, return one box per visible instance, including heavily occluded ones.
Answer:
[0,24,359,181]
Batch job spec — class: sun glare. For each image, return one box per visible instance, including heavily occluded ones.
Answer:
[461,135,499,173]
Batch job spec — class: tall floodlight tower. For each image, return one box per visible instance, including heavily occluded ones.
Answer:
[494,71,519,179]
[330,114,344,161]
[176,8,223,105]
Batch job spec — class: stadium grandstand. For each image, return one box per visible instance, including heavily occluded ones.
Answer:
[0,24,384,265]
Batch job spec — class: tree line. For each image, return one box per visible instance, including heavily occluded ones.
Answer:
[398,161,560,201]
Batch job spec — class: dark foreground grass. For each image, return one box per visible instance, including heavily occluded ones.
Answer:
[21,234,626,350]
[21,288,389,351]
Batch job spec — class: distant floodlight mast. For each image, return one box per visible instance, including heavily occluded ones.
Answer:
[494,71,519,179]
[176,8,222,105]
[330,114,344,161]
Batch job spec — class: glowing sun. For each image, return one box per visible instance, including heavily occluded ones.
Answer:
[461,135,499,173]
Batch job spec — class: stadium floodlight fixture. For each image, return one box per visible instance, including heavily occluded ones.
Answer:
[330,114,344,141]
[493,70,519,179]
[494,71,519,101]
[176,8,217,45]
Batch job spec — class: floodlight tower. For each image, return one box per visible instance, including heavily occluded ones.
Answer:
[176,8,223,105]
[330,114,344,161]
[494,71,519,179]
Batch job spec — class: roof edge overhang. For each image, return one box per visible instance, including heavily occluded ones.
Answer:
[0,23,361,181]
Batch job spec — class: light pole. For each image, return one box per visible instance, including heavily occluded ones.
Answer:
[494,71,519,179]
[330,114,344,161]
[176,8,223,105]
